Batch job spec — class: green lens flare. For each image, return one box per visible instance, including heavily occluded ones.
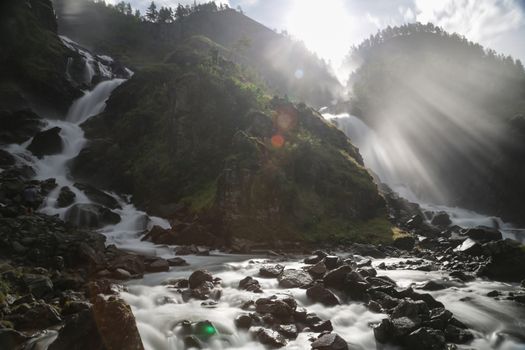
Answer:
[204,325,216,335]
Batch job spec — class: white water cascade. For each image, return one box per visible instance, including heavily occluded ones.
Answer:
[324,112,525,243]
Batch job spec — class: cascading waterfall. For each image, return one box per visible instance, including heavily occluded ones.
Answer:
[324,112,525,243]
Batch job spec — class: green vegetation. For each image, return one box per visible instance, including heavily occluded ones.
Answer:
[75,37,389,244]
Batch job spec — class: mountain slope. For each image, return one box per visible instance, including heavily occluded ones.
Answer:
[72,38,389,244]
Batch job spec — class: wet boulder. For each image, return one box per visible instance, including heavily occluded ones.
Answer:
[463,226,502,242]
[275,324,298,339]
[0,329,28,350]
[189,270,214,289]
[444,324,474,343]
[254,328,287,348]
[278,269,313,288]
[453,238,483,256]
[167,257,188,266]
[323,265,352,290]
[391,299,429,321]
[393,235,416,250]
[479,239,525,282]
[0,149,15,167]
[65,203,121,228]
[22,274,53,298]
[145,258,170,272]
[27,126,63,158]
[239,276,263,293]
[259,264,284,278]
[142,225,177,245]
[311,333,348,350]
[431,212,452,227]
[56,186,76,208]
[8,302,62,330]
[73,182,120,209]
[306,284,340,306]
[255,297,296,319]
[323,256,342,270]
[0,109,43,144]
[406,327,447,350]
[234,314,253,329]
[349,243,386,258]
[307,261,328,278]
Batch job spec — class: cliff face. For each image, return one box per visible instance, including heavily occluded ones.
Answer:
[72,39,389,244]
[0,0,81,113]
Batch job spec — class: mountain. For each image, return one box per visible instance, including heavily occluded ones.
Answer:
[52,0,342,108]
[345,23,525,225]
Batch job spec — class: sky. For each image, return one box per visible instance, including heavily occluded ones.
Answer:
[115,0,525,76]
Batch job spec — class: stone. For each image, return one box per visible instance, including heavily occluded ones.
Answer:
[323,265,352,290]
[10,302,62,330]
[307,261,328,278]
[27,126,63,158]
[48,309,105,350]
[350,243,386,258]
[260,264,284,278]
[254,328,287,348]
[393,235,416,250]
[278,269,313,288]
[184,335,203,348]
[480,239,525,282]
[0,329,28,350]
[304,255,323,265]
[113,268,132,280]
[420,280,448,291]
[449,271,475,282]
[444,325,474,343]
[323,256,342,269]
[142,226,177,245]
[255,297,295,318]
[311,333,348,350]
[56,186,76,208]
[189,270,214,289]
[391,299,429,321]
[0,109,43,144]
[464,226,502,242]
[73,182,121,209]
[22,274,53,298]
[234,314,252,329]
[239,276,263,293]
[431,212,452,227]
[406,327,447,350]
[306,284,340,306]
[167,257,188,266]
[65,203,121,228]
[453,238,483,256]
[145,258,170,272]
[0,149,16,168]
[276,324,298,339]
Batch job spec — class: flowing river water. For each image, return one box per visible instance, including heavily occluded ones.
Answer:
[2,50,525,349]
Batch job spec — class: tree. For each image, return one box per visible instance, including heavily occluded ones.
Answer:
[134,9,141,18]
[125,2,132,16]
[145,1,158,22]
[175,3,187,19]
[158,6,174,23]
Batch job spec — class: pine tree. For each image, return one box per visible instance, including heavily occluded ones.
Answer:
[145,1,158,22]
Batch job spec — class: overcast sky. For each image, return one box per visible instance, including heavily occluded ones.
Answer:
[112,0,525,73]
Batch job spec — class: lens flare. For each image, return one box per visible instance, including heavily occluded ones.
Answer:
[271,134,285,148]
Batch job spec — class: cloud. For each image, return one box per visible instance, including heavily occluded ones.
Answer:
[414,0,524,44]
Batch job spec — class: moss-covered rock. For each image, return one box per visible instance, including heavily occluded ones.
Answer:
[73,39,389,244]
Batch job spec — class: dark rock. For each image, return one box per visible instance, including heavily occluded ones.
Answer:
[0,109,43,145]
[464,226,502,242]
[406,327,447,350]
[323,256,342,269]
[449,271,475,282]
[145,258,170,272]
[9,302,62,330]
[453,238,483,256]
[278,269,313,288]
[428,308,452,330]
[350,243,386,258]
[27,127,63,158]
[254,328,287,348]
[48,308,105,350]
[323,265,352,290]
[480,239,525,282]
[239,276,263,293]
[56,186,76,208]
[260,264,284,278]
[0,149,16,168]
[309,319,333,332]
[444,324,474,344]
[311,333,348,350]
[65,203,120,228]
[391,299,429,321]
[275,324,298,339]
[189,270,214,289]
[420,280,447,291]
[393,235,416,250]
[22,274,53,298]
[0,329,28,350]
[142,225,177,245]
[307,261,328,278]
[486,290,500,297]
[184,335,203,348]
[304,255,323,265]
[234,314,252,329]
[306,284,340,306]
[406,214,424,229]
[255,297,295,319]
[167,257,188,266]
[431,212,452,227]
[73,182,120,209]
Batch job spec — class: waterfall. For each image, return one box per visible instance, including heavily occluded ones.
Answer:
[324,112,524,242]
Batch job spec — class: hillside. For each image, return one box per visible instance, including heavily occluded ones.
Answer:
[52,0,341,108]
[72,37,389,244]
[345,23,525,224]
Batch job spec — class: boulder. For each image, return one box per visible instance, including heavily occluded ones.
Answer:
[307,261,328,278]
[0,329,28,350]
[65,203,121,228]
[278,269,313,288]
[444,324,473,343]
[27,127,63,158]
[189,270,214,289]
[431,212,452,227]
[239,276,263,293]
[234,314,252,329]
[22,274,53,298]
[393,235,416,250]
[464,226,502,242]
[391,299,429,320]
[145,258,170,272]
[0,109,43,144]
[306,284,340,306]
[255,297,295,319]
[311,333,348,350]
[275,324,298,339]
[0,149,15,167]
[73,183,120,209]
[453,238,483,256]
[167,257,188,266]
[324,256,342,269]
[9,302,62,330]
[406,327,447,350]
[254,328,287,348]
[56,186,76,208]
[349,244,386,258]
[48,309,105,350]
[259,264,284,278]
[479,239,525,282]
[142,225,177,245]
[323,265,352,290]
